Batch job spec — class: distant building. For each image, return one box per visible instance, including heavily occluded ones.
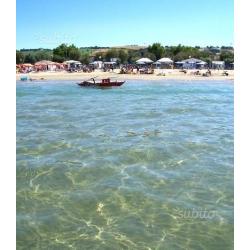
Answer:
[176,58,207,69]
[212,61,225,70]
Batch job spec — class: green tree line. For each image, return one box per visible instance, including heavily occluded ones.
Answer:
[16,43,234,65]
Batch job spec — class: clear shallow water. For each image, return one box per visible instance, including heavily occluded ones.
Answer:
[16,80,233,250]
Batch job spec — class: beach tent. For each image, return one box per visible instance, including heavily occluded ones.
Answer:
[35,60,56,66]
[136,58,153,64]
[153,61,161,69]
[156,58,173,69]
[35,60,60,71]
[18,63,34,73]
[22,63,33,67]
[157,58,173,64]
[136,62,146,65]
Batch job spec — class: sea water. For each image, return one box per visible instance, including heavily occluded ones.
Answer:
[16,80,233,250]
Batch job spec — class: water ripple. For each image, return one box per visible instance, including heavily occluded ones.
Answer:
[17,80,233,249]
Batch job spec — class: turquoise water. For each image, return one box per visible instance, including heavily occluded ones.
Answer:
[16,80,233,250]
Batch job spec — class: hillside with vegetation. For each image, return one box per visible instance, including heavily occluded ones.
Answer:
[16,43,234,65]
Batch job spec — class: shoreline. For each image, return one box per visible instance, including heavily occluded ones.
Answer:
[16,69,234,82]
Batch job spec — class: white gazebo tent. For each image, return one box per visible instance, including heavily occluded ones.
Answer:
[136,58,153,64]
[157,58,173,64]
[153,61,161,69]
[156,57,173,69]
[136,61,146,65]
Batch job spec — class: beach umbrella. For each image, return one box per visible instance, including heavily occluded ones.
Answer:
[136,58,153,64]
[157,58,173,63]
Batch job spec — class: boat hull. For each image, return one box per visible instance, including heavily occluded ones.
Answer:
[77,80,125,88]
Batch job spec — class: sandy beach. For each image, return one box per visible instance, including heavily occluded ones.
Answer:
[16,69,234,82]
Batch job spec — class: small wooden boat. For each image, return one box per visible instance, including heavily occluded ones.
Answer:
[77,78,125,88]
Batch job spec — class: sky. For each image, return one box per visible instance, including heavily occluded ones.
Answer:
[16,0,234,49]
